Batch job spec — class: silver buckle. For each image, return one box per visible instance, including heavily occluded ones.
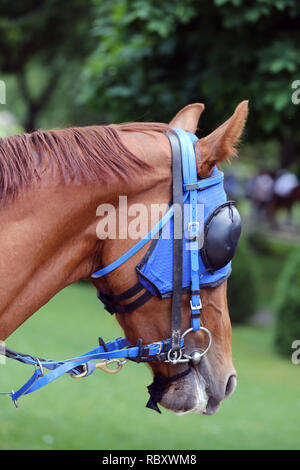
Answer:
[190,299,202,311]
[187,221,200,235]
[34,357,44,377]
[167,348,183,365]
[188,221,199,231]
[153,341,163,355]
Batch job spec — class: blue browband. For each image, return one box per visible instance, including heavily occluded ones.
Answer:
[0,128,236,409]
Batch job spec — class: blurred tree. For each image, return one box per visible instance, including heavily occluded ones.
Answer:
[81,0,300,170]
[0,0,95,131]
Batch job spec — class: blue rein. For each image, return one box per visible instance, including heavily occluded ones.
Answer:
[0,337,183,407]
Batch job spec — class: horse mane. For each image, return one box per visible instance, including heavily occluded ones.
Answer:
[0,122,170,206]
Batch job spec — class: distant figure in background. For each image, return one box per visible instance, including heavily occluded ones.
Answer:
[271,169,300,225]
[248,171,274,221]
[273,169,298,198]
[247,169,300,227]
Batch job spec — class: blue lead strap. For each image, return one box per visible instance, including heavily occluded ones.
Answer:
[0,338,129,405]
[0,337,183,406]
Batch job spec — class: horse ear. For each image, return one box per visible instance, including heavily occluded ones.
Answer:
[196,100,249,177]
[169,103,205,134]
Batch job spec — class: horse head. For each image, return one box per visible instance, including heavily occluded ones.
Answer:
[92,101,248,414]
[0,101,248,414]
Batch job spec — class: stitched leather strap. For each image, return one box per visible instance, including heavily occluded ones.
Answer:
[168,132,184,353]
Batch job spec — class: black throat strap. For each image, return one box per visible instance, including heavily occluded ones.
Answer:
[145,133,187,414]
[168,132,184,354]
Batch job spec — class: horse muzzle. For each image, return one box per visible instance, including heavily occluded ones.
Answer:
[149,354,237,415]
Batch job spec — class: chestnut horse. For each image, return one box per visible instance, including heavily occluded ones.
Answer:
[0,101,248,415]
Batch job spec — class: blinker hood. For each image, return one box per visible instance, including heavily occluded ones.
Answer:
[136,135,242,299]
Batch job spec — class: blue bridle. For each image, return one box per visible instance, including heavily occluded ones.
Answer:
[0,128,240,410]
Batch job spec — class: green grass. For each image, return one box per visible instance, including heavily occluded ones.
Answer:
[0,282,299,450]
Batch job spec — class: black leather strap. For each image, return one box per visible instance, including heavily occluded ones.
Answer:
[112,290,153,314]
[98,282,143,303]
[97,285,152,314]
[168,132,184,353]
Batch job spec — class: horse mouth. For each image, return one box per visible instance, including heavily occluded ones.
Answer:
[158,363,237,415]
[177,367,210,415]
[159,366,210,415]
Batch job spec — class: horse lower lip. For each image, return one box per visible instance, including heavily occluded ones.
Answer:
[160,365,209,415]
[203,396,221,415]
[191,365,209,414]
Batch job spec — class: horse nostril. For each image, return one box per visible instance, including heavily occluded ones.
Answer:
[204,374,237,415]
[225,374,237,398]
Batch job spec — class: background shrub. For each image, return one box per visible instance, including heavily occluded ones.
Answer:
[227,236,258,324]
[274,249,300,357]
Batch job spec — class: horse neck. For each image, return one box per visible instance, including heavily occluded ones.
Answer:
[0,183,106,338]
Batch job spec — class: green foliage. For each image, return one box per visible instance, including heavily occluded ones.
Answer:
[274,249,300,357]
[227,237,258,324]
[81,0,300,154]
[247,231,295,257]
[0,0,95,130]
[0,0,94,71]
